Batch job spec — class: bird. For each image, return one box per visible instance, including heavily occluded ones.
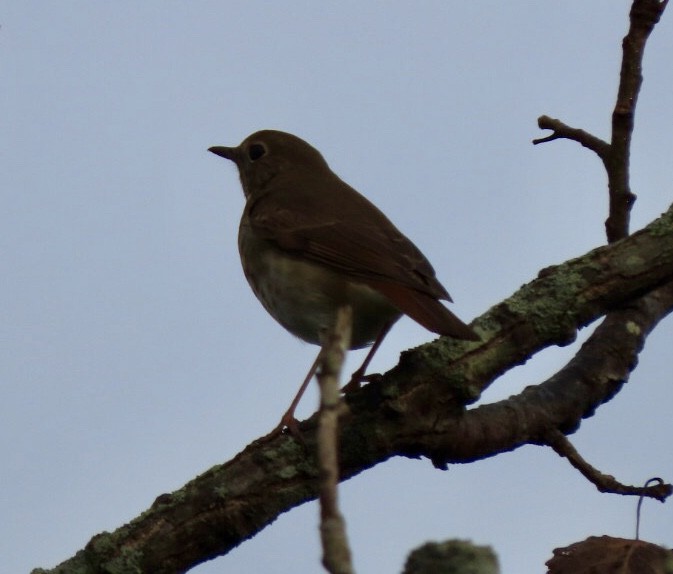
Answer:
[209,130,478,435]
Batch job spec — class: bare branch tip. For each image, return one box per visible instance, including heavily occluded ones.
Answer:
[532,133,560,146]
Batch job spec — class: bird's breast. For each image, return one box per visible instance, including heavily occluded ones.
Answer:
[238,223,401,348]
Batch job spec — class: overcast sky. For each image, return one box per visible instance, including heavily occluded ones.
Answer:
[3,2,672,573]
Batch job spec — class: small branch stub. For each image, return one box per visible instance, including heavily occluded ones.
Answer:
[533,115,610,161]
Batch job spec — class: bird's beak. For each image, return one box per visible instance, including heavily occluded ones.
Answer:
[208,146,237,161]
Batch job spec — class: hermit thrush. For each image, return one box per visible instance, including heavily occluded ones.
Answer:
[209,130,478,433]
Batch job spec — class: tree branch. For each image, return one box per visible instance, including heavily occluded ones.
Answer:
[317,307,355,574]
[393,278,673,471]
[534,0,668,243]
[34,202,673,574]
[544,430,671,500]
[606,0,667,242]
[533,116,610,160]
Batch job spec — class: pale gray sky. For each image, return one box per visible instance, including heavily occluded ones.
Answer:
[2,2,672,573]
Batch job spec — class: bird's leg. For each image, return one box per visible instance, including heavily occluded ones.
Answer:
[265,352,322,440]
[264,319,392,439]
[341,321,393,393]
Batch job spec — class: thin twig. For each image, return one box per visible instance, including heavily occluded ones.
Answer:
[545,429,671,501]
[534,0,668,243]
[316,306,355,574]
[605,0,667,242]
[533,115,610,160]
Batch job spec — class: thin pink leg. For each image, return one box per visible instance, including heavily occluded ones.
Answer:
[341,321,393,393]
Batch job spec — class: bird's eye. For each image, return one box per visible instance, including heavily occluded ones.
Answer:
[248,143,266,161]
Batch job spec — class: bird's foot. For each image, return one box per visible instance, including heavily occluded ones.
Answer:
[341,370,382,393]
[260,412,304,443]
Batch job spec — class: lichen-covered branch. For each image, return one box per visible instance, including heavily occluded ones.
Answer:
[34,202,673,574]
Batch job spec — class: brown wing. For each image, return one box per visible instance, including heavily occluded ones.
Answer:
[247,173,450,296]
[245,172,478,339]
